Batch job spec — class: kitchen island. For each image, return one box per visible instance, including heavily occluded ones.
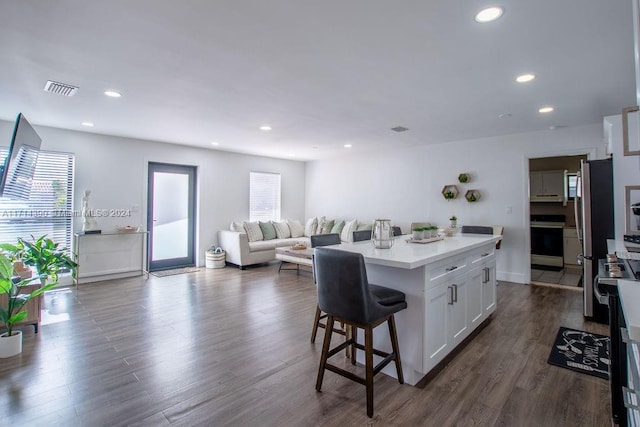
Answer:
[336,233,501,386]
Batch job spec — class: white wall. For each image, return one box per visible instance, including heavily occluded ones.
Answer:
[604,114,640,240]
[306,123,607,284]
[0,120,306,266]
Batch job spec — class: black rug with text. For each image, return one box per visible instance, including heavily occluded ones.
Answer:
[547,327,610,380]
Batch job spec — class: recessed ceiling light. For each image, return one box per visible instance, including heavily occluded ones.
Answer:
[516,73,536,83]
[211,141,219,146]
[344,144,352,148]
[539,106,555,113]
[81,122,94,127]
[259,125,272,131]
[475,6,504,23]
[104,90,122,98]
[498,113,512,118]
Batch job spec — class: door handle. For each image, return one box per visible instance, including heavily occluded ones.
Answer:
[452,284,458,303]
[483,267,489,283]
[448,286,454,305]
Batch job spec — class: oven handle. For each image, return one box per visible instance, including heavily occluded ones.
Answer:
[530,224,564,229]
[593,276,609,305]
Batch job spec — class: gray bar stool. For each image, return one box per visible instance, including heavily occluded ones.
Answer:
[309,233,342,344]
[313,247,407,418]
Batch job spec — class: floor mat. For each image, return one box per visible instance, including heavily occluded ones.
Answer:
[151,267,200,277]
[547,326,610,380]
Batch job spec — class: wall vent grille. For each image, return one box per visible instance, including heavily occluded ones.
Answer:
[43,80,79,97]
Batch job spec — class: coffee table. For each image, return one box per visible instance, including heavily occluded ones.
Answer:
[275,246,313,274]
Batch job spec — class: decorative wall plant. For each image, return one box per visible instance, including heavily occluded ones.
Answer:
[441,185,459,200]
[458,173,470,184]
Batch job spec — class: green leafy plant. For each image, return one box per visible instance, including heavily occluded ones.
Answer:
[0,253,56,337]
[449,216,457,221]
[1,235,77,284]
[458,173,469,183]
[444,191,455,200]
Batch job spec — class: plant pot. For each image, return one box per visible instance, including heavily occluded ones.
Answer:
[412,230,425,240]
[450,220,457,228]
[0,330,22,358]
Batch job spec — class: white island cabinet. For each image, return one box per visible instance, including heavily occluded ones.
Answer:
[337,233,500,386]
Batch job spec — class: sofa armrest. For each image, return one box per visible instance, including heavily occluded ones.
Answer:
[218,230,250,266]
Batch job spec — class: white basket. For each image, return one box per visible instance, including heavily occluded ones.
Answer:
[205,251,226,269]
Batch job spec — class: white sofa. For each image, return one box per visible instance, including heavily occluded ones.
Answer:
[218,217,369,269]
[218,230,309,269]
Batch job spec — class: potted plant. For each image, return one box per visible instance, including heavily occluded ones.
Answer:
[449,216,457,228]
[0,253,57,358]
[428,226,439,238]
[412,227,425,240]
[2,235,77,285]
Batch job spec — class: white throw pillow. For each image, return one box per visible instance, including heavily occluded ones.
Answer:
[272,221,291,239]
[304,217,318,237]
[287,219,304,238]
[230,221,244,232]
[243,221,263,242]
[315,216,326,236]
[340,219,358,242]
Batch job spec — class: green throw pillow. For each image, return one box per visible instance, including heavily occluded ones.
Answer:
[331,220,345,235]
[259,221,277,240]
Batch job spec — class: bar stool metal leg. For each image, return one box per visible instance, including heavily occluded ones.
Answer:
[388,315,404,384]
[316,316,335,391]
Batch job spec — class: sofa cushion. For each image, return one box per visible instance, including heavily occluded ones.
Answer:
[331,220,345,235]
[243,221,263,242]
[357,222,372,231]
[248,239,279,251]
[272,221,291,239]
[230,221,244,232]
[304,217,318,237]
[320,219,335,234]
[259,221,277,240]
[287,219,304,237]
[341,219,358,242]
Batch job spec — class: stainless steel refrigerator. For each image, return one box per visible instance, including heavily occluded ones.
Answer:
[578,158,615,324]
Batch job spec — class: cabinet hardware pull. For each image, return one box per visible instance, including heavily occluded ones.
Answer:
[445,265,458,272]
[448,286,454,305]
[452,284,458,303]
[483,267,489,284]
[481,253,489,257]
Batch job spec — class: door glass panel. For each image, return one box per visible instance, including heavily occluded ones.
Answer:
[151,172,189,261]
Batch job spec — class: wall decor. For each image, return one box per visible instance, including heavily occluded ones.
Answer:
[625,185,640,235]
[441,185,459,200]
[458,173,470,183]
[622,106,640,156]
[465,189,481,202]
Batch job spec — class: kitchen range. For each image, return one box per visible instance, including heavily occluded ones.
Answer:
[530,214,565,269]
[595,245,640,427]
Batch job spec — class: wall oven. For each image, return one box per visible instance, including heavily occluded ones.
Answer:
[531,214,565,268]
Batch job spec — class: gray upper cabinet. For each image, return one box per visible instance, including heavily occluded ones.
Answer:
[530,170,566,204]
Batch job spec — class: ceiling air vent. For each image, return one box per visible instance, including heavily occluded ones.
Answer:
[43,80,79,97]
[391,126,409,132]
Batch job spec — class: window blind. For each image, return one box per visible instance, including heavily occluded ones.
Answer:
[249,172,281,222]
[0,149,75,253]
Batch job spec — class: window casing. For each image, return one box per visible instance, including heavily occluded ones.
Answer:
[0,149,75,253]
[249,172,281,222]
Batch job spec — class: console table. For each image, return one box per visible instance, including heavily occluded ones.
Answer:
[73,231,148,284]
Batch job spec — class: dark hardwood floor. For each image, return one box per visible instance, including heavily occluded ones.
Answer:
[0,264,612,426]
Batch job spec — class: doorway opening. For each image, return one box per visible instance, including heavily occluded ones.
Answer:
[528,155,586,289]
[147,162,196,272]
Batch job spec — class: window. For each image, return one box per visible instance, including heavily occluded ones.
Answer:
[249,172,281,222]
[0,149,75,253]
[566,173,579,199]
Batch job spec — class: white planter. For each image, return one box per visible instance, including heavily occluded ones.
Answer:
[412,230,425,240]
[0,330,22,358]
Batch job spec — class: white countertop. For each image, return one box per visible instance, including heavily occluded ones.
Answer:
[618,279,640,342]
[335,233,501,269]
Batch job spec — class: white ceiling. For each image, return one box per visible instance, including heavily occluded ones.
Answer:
[0,1,636,161]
